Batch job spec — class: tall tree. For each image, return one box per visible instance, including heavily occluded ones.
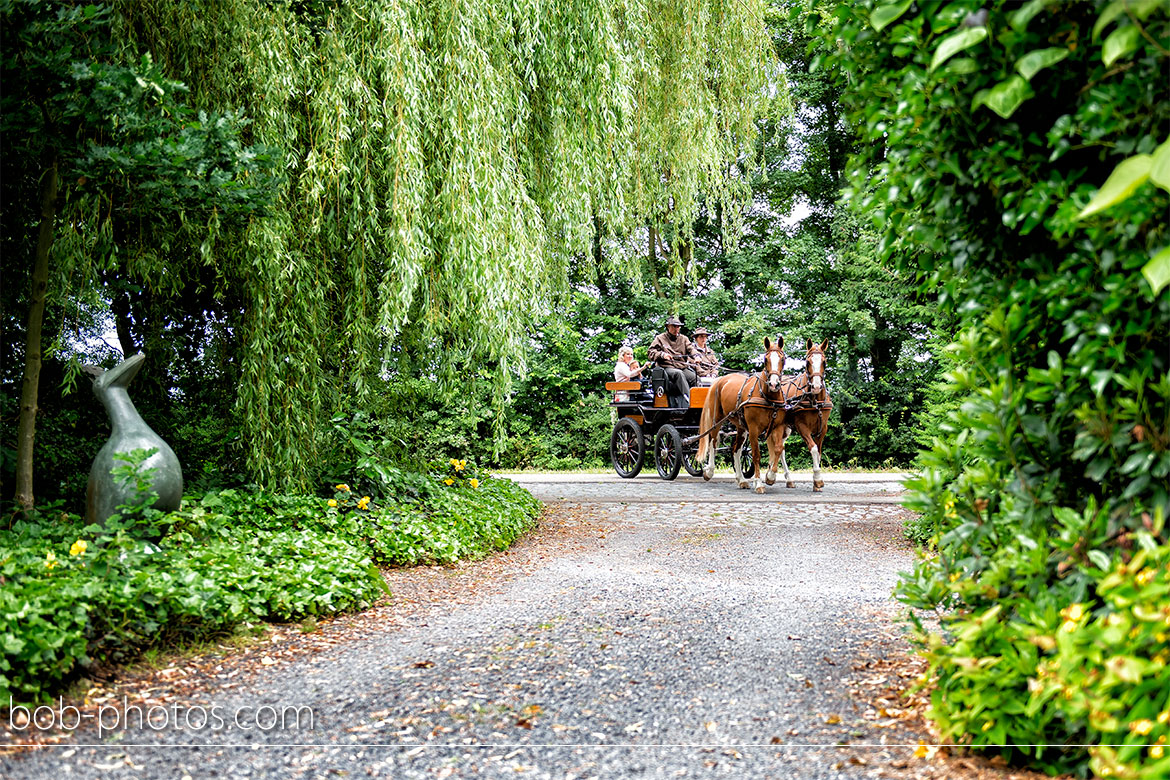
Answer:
[105,0,779,488]
[1,0,278,511]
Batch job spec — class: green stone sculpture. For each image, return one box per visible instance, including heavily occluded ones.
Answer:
[85,353,183,527]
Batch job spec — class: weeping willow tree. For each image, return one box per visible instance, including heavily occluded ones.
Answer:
[97,0,780,489]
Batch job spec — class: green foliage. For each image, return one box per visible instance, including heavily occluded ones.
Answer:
[0,510,382,703]
[100,0,778,489]
[1,470,539,704]
[823,0,1170,774]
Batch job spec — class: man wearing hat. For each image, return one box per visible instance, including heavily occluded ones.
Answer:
[648,315,699,407]
[690,327,721,381]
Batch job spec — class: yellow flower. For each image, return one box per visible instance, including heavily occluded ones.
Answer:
[981,720,994,732]
[444,478,454,486]
[455,461,465,472]
[1130,719,1154,736]
[949,572,960,583]
[69,540,87,557]
[1061,620,1078,633]
[1061,603,1085,622]
[328,499,338,507]
[1152,745,1164,759]
[1136,568,1156,586]
[44,551,58,570]
[1157,710,1170,724]
[913,742,928,759]
[335,484,350,493]
[469,478,479,489]
[357,497,370,510]
[449,458,458,467]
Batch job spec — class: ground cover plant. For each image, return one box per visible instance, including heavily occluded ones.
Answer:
[822,0,1169,776]
[0,466,539,704]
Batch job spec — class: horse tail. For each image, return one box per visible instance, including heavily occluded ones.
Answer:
[697,376,723,462]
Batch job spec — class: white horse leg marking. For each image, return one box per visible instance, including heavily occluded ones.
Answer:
[753,441,765,493]
[781,447,794,488]
[733,443,747,488]
[811,444,822,491]
[702,434,716,481]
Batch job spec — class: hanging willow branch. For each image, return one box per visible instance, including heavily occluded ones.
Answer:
[108,0,779,489]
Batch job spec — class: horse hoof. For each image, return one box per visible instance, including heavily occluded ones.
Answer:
[737,481,748,490]
[813,482,824,492]
[786,482,796,489]
[754,484,765,494]
[765,473,776,486]
[702,469,713,482]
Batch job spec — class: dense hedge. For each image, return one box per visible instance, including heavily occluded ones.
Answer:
[822,0,1169,776]
[1,470,540,703]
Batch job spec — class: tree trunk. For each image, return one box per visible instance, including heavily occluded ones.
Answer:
[14,153,59,514]
[112,290,139,357]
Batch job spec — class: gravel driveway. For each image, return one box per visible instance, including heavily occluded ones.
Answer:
[4,472,952,779]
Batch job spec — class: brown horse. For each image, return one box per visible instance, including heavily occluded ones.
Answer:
[776,339,833,492]
[695,337,792,492]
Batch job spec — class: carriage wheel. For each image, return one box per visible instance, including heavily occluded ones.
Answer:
[654,424,683,481]
[682,442,705,477]
[610,417,645,478]
[738,439,757,479]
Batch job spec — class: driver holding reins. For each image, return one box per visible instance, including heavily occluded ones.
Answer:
[648,315,699,408]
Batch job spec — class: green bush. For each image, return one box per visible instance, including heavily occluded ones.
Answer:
[0,512,383,702]
[1,468,540,704]
[822,0,1170,775]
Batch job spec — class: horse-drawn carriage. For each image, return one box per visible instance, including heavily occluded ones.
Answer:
[606,339,834,492]
[606,367,756,481]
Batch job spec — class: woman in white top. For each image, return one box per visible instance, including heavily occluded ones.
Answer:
[613,346,645,382]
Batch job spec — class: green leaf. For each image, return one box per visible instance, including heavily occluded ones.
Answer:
[1010,0,1047,32]
[1093,0,1128,40]
[930,27,989,72]
[870,1,914,33]
[1015,48,1069,81]
[1142,247,1170,295]
[1077,154,1152,219]
[1088,549,1111,570]
[972,76,1033,119]
[1102,25,1142,67]
[942,57,980,76]
[1150,138,1170,192]
[1095,0,1163,39]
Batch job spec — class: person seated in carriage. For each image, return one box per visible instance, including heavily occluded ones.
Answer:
[690,327,721,385]
[648,315,699,408]
[613,345,645,382]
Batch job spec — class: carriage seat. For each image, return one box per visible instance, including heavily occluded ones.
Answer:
[650,366,691,408]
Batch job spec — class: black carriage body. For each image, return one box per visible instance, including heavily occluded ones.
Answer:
[606,378,752,480]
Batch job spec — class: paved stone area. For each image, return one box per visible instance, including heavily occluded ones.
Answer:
[513,472,908,506]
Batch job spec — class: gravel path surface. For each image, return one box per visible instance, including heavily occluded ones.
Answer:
[3,474,962,779]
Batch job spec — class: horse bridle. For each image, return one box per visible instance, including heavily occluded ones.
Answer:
[803,344,826,398]
[763,345,785,394]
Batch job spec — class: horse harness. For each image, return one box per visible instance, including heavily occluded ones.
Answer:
[690,360,833,445]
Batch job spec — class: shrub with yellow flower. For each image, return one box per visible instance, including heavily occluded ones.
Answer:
[70,540,87,557]
[44,551,58,570]
[440,457,480,489]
